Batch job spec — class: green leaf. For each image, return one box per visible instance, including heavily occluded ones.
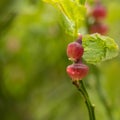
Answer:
[78,0,86,5]
[82,33,119,64]
[43,0,86,36]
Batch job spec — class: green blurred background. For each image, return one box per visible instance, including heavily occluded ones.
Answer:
[0,0,120,120]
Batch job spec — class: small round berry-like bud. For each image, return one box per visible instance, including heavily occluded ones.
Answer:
[66,63,89,81]
[89,23,108,35]
[92,4,106,20]
[67,42,84,61]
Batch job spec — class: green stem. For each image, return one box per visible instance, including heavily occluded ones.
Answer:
[93,65,114,120]
[80,80,95,120]
[73,81,95,120]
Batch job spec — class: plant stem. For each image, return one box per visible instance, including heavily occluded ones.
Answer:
[80,80,96,120]
[93,65,114,120]
[73,80,95,120]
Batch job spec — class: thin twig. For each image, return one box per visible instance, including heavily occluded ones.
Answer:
[93,65,114,120]
[73,80,96,120]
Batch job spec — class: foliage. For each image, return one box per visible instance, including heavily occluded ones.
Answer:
[43,0,86,36]
[43,0,119,64]
[83,33,119,64]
